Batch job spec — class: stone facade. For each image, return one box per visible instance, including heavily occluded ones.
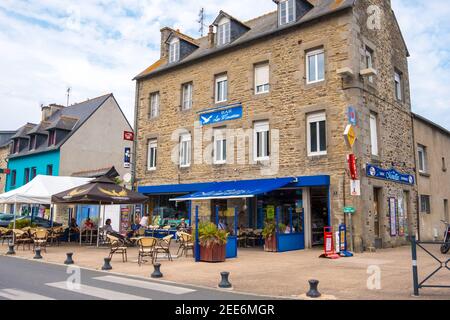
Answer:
[0,145,10,193]
[134,0,417,251]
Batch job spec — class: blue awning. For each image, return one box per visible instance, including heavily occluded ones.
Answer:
[170,177,295,201]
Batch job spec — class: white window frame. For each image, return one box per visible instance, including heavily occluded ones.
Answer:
[147,139,157,171]
[149,92,160,119]
[395,71,403,101]
[418,145,427,174]
[279,0,296,26]
[169,38,180,64]
[306,49,325,84]
[182,82,193,110]
[254,63,270,94]
[365,46,374,83]
[217,18,231,46]
[307,112,327,156]
[253,121,270,161]
[215,74,228,104]
[213,128,227,165]
[370,113,379,157]
[179,133,192,168]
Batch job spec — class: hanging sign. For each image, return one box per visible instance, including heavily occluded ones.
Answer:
[347,106,357,126]
[123,131,134,141]
[350,180,361,196]
[389,198,398,236]
[343,125,357,148]
[366,164,415,185]
[347,154,358,180]
[199,105,243,126]
[124,147,131,168]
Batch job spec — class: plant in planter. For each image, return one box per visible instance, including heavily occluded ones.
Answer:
[262,220,277,252]
[198,222,229,263]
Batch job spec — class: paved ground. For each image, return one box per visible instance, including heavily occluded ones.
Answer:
[0,256,268,300]
[1,242,449,300]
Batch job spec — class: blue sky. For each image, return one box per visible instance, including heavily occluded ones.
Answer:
[0,0,449,131]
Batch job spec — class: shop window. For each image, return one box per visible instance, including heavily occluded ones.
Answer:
[370,113,379,157]
[215,74,228,104]
[147,139,157,171]
[307,112,327,156]
[253,121,270,161]
[255,63,270,94]
[149,92,160,119]
[306,48,325,84]
[418,144,427,174]
[420,195,431,214]
[179,133,191,168]
[213,128,227,164]
[181,82,193,111]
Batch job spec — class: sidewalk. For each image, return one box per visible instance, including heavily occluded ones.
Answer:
[1,242,448,300]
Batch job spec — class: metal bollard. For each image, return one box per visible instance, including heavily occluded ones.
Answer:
[64,253,74,265]
[6,242,15,255]
[151,263,163,278]
[306,279,321,298]
[102,257,112,270]
[218,272,232,289]
[33,247,43,260]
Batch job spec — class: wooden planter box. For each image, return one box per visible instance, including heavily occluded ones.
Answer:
[200,243,226,262]
[264,235,277,252]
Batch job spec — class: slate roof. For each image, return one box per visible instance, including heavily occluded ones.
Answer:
[9,93,112,159]
[0,131,16,148]
[134,0,356,80]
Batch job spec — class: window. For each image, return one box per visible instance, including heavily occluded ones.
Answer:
[24,168,30,184]
[279,0,295,25]
[217,19,231,46]
[31,167,37,180]
[215,74,228,103]
[420,195,431,214]
[10,170,16,187]
[13,139,20,153]
[255,63,270,94]
[417,145,427,173]
[169,38,180,63]
[307,113,327,156]
[442,157,447,172]
[213,128,227,164]
[365,46,374,83]
[149,92,160,119]
[29,135,36,151]
[179,133,191,168]
[182,82,193,110]
[394,70,403,101]
[46,165,53,176]
[370,113,379,156]
[48,131,56,146]
[306,49,325,84]
[254,121,270,161]
[147,139,157,171]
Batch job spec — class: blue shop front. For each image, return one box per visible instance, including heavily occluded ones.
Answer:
[139,175,331,260]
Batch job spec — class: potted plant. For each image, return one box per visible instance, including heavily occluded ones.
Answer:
[262,220,277,252]
[198,222,228,262]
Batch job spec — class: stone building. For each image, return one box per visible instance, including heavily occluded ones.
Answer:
[133,0,417,252]
[0,131,16,193]
[413,113,450,241]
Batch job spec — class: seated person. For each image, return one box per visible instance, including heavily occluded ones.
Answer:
[63,218,80,241]
[218,219,227,231]
[83,218,95,230]
[127,216,142,238]
[176,218,188,231]
[285,224,295,234]
[104,219,132,245]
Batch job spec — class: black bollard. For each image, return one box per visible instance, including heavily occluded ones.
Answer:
[6,242,15,255]
[64,253,74,265]
[151,263,163,278]
[102,257,112,270]
[33,247,43,260]
[306,279,321,298]
[218,272,232,289]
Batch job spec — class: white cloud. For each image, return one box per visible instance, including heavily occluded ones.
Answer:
[0,1,449,131]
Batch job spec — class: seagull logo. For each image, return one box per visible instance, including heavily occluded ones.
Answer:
[201,115,213,124]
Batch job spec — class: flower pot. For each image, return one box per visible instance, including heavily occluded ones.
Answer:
[200,243,226,262]
[264,235,277,252]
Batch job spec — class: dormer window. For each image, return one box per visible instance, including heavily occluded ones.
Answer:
[13,139,20,153]
[48,130,56,146]
[29,135,36,151]
[217,18,231,46]
[279,0,296,26]
[169,38,180,63]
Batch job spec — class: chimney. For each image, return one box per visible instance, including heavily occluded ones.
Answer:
[41,105,51,121]
[41,104,65,121]
[160,27,173,59]
[208,25,215,48]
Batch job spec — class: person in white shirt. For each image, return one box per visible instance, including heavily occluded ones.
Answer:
[139,214,149,227]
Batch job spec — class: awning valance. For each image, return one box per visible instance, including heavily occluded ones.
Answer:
[170,177,295,201]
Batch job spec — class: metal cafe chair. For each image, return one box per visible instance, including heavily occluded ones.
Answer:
[32,229,49,253]
[176,232,194,257]
[137,237,157,266]
[106,234,128,263]
[154,234,174,262]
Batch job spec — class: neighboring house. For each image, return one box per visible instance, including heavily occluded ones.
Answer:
[413,113,450,241]
[0,131,16,194]
[133,0,417,252]
[5,93,133,193]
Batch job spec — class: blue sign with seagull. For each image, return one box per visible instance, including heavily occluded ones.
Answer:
[199,105,243,126]
[366,164,415,185]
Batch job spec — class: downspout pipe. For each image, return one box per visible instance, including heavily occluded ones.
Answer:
[131,80,140,192]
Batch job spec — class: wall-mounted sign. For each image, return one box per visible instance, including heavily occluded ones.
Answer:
[123,131,134,141]
[347,106,357,126]
[343,206,356,214]
[347,154,358,180]
[350,180,361,196]
[388,197,398,236]
[343,125,357,148]
[124,147,131,168]
[366,164,415,185]
[199,105,243,126]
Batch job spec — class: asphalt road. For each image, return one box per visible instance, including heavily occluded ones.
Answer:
[0,256,268,300]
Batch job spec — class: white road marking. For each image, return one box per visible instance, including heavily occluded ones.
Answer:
[93,275,196,295]
[45,282,151,300]
[0,288,55,300]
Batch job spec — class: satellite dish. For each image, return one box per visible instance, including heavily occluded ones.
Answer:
[123,173,132,183]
